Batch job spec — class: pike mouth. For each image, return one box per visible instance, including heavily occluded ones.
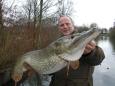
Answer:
[70,28,100,47]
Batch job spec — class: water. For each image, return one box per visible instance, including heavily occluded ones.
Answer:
[93,36,115,86]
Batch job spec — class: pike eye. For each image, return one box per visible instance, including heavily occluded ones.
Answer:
[55,42,60,47]
[71,35,74,39]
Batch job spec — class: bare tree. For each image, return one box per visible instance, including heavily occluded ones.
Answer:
[40,0,74,25]
[36,0,43,48]
[0,0,3,29]
[33,0,37,29]
[23,0,32,28]
[57,0,73,16]
[0,0,6,48]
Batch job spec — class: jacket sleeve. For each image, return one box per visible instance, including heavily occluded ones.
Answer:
[80,46,105,66]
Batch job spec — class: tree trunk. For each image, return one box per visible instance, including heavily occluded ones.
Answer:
[0,0,5,47]
[35,0,43,49]
[0,0,3,30]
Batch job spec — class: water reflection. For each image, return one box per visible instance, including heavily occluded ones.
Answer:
[93,35,115,86]
[96,35,109,43]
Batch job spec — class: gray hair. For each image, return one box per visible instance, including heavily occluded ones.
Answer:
[57,15,74,25]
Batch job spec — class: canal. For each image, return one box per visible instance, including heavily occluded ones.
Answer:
[93,36,115,86]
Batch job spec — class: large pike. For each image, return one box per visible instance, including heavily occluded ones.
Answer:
[12,28,100,81]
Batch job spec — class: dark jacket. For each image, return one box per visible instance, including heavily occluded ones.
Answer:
[49,30,105,86]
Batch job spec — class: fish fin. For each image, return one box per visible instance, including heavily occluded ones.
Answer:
[70,60,80,69]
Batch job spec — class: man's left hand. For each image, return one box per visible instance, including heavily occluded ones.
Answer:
[83,41,96,55]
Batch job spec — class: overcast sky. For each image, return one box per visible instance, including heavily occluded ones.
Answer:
[7,0,115,29]
[71,0,115,29]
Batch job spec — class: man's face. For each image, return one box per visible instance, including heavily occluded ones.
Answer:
[58,16,74,36]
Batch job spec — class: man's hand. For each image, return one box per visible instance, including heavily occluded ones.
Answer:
[83,41,96,55]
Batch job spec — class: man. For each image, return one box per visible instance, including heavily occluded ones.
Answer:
[49,16,105,86]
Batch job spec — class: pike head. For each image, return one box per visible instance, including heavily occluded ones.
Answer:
[49,28,100,61]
